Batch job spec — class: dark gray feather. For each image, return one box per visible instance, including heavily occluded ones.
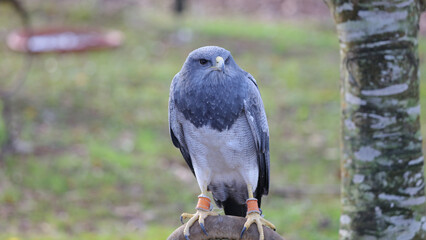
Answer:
[174,70,246,131]
[243,73,270,197]
[169,74,195,175]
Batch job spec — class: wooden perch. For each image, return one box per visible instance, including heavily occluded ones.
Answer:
[168,215,285,240]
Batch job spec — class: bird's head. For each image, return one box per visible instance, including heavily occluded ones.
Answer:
[180,46,239,82]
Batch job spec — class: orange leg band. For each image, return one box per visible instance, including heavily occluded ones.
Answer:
[246,198,261,214]
[196,195,211,211]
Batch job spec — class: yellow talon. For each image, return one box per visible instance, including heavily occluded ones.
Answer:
[181,210,218,239]
[241,211,276,240]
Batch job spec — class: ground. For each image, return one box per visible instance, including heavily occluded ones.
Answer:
[0,1,425,240]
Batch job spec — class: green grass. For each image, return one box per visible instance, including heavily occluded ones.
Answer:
[0,1,426,240]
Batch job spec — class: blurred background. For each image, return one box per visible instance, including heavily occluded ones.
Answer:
[0,1,425,240]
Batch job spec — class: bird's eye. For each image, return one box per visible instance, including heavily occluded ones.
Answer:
[225,57,230,64]
[199,59,208,65]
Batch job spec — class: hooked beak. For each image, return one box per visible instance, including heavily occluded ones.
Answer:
[211,56,225,72]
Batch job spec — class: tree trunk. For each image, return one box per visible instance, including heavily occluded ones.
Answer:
[0,97,19,160]
[325,0,426,239]
[0,0,31,161]
[174,0,186,15]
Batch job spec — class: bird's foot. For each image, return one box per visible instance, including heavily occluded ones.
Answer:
[180,195,218,240]
[240,198,276,240]
[180,210,218,240]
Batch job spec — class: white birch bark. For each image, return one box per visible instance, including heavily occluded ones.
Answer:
[325,0,426,239]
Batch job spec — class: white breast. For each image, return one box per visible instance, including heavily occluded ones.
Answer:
[178,112,259,192]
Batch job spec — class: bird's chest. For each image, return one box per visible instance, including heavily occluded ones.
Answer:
[180,114,256,170]
[175,81,245,132]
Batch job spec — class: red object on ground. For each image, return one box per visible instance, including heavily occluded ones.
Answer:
[7,27,123,53]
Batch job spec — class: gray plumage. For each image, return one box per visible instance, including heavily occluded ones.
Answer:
[169,46,270,216]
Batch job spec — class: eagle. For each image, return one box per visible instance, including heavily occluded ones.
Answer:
[169,46,275,239]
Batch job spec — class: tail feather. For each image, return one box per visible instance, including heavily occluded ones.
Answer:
[222,197,246,217]
[210,183,264,217]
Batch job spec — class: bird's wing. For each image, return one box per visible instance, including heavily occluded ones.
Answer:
[243,73,270,196]
[169,74,195,176]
